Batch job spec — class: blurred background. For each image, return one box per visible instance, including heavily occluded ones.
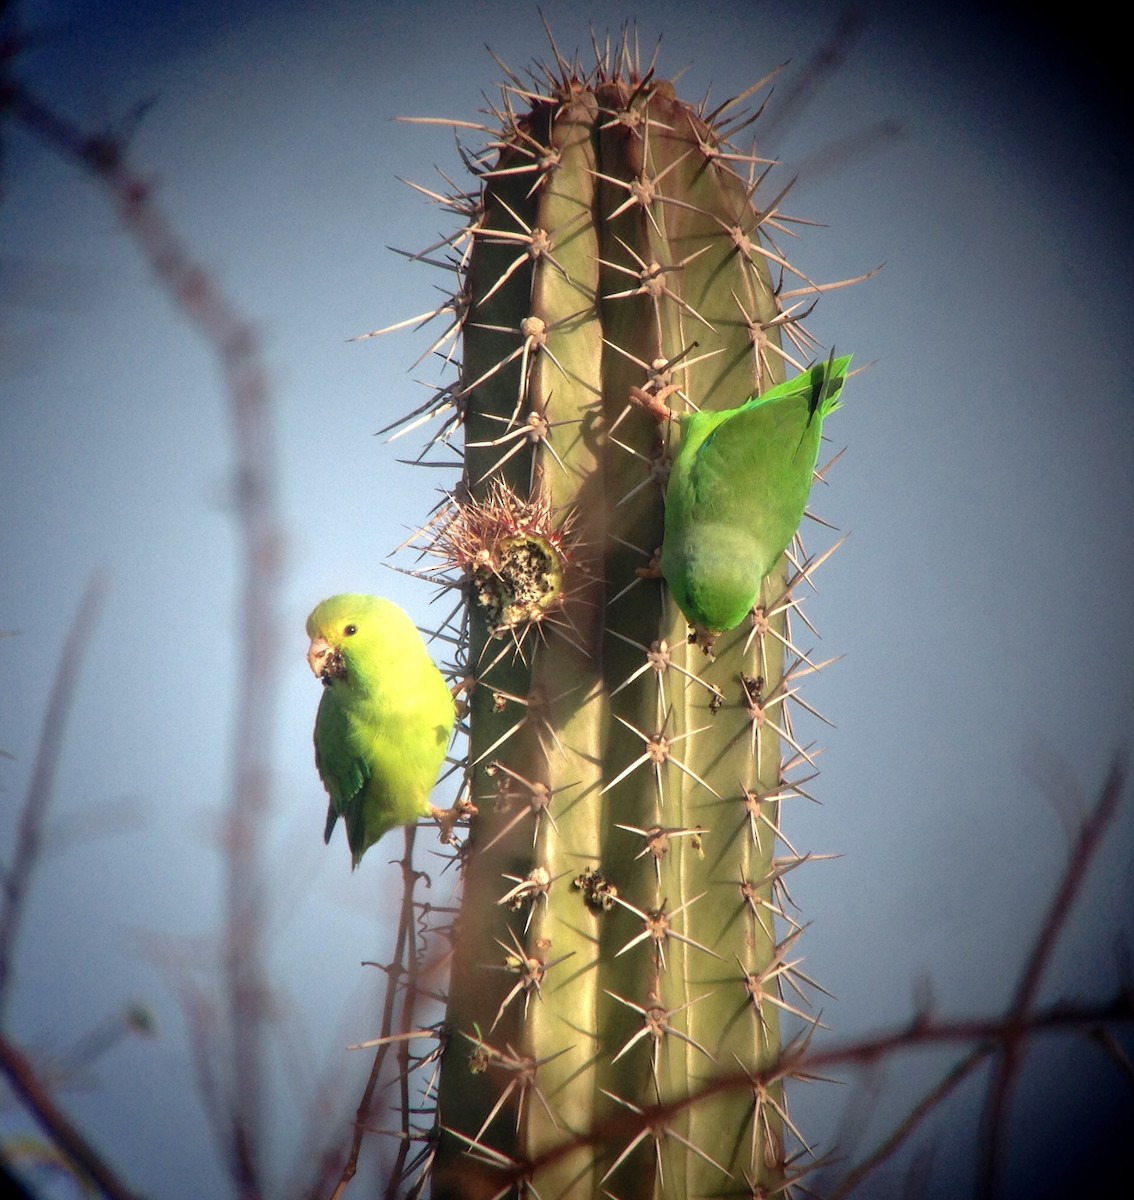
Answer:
[2,0,1132,1196]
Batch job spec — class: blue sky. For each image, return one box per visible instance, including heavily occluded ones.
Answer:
[2,1,1132,1196]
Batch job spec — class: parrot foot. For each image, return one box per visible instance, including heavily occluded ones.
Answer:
[688,624,719,657]
[635,549,662,580]
[450,675,475,720]
[430,797,479,845]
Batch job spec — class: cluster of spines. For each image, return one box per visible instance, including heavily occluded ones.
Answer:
[364,26,856,1199]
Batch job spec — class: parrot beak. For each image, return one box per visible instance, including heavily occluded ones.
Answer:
[307,636,335,683]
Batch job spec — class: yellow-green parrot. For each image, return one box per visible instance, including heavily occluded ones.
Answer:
[306,594,456,867]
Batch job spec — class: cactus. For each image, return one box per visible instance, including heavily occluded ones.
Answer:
[374,28,853,1200]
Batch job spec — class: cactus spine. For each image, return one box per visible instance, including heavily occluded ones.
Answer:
[385,31,841,1200]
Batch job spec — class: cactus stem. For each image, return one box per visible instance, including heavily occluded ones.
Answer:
[602,337,720,414]
[487,928,575,1031]
[739,875,794,942]
[609,443,668,508]
[467,406,574,484]
[731,287,818,378]
[599,1088,733,1187]
[478,761,559,851]
[461,1034,568,1142]
[745,1062,810,1157]
[614,821,709,885]
[439,1122,525,1178]
[380,28,860,1193]
[606,554,656,607]
[468,682,575,767]
[610,891,721,969]
[600,239,718,330]
[742,674,818,771]
[607,986,720,1074]
[741,781,803,855]
[747,599,826,671]
[603,714,721,802]
[739,953,821,1034]
[606,629,724,715]
[591,147,695,226]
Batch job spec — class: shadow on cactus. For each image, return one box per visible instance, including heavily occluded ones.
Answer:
[341,22,871,1200]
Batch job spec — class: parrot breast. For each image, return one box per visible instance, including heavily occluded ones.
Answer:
[662,520,769,635]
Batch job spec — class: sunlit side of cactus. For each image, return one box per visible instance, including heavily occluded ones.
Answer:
[374,30,850,1200]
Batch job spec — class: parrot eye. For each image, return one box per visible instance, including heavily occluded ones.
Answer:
[343,624,358,636]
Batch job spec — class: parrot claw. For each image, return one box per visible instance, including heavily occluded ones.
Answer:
[635,549,663,580]
[431,797,479,844]
[449,675,475,720]
[688,625,718,657]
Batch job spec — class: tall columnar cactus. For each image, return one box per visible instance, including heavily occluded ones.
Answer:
[376,32,851,1200]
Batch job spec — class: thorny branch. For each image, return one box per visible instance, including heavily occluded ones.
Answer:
[327,826,427,1200]
[0,576,104,1021]
[4,72,281,1199]
[0,577,143,1200]
[505,987,1134,1189]
[0,1033,141,1200]
[975,754,1130,1199]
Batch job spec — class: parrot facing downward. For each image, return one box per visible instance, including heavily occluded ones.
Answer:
[657,354,852,641]
[306,594,455,868]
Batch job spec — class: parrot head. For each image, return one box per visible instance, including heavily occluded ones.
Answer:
[305,594,389,688]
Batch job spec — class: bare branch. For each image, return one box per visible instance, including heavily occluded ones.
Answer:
[975,755,1129,1198]
[5,80,284,1199]
[329,826,423,1199]
[0,1031,142,1200]
[0,574,105,1020]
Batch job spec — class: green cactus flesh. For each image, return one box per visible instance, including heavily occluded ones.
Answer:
[386,37,842,1200]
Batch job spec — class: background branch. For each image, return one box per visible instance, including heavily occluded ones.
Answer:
[0,574,104,1021]
[0,1032,141,1200]
[4,76,283,1200]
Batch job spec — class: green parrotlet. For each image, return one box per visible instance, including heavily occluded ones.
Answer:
[306,594,456,867]
[655,354,851,640]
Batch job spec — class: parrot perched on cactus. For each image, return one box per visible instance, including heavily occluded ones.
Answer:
[651,354,852,641]
[306,594,456,867]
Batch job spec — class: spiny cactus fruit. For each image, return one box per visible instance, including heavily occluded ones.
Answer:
[363,26,860,1200]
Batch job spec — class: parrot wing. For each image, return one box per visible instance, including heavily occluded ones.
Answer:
[313,688,371,843]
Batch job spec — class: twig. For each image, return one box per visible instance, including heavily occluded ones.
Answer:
[488,754,1131,1195]
[330,825,421,1200]
[514,990,1134,1187]
[0,1031,141,1200]
[384,835,427,1200]
[826,1044,987,1199]
[5,81,283,1199]
[0,574,129,1199]
[0,574,105,1021]
[975,755,1128,1198]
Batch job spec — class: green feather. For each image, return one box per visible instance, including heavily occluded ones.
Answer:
[660,355,851,636]
[306,594,455,868]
